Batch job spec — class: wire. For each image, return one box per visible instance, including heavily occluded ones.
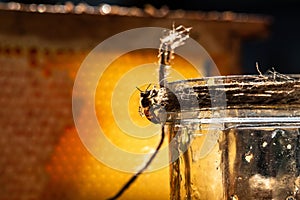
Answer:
[107,126,165,200]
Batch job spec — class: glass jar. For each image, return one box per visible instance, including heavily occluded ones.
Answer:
[165,75,300,200]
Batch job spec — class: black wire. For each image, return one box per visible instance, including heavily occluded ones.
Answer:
[107,125,165,200]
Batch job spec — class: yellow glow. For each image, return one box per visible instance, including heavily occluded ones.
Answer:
[47,49,202,200]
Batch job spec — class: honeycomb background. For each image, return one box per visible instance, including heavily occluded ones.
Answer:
[0,7,269,200]
[0,46,200,200]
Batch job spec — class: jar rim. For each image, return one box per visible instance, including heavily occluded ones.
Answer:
[165,74,300,111]
[169,74,300,85]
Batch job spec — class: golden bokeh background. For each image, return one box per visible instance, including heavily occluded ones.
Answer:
[0,6,270,200]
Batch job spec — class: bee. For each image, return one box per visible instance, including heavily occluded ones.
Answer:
[137,84,167,124]
[107,24,190,200]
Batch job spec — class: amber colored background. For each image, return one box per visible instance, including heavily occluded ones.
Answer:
[0,5,269,200]
[0,47,198,200]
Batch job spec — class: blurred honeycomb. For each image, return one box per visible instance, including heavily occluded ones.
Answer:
[0,45,199,200]
[0,47,75,200]
[0,6,269,200]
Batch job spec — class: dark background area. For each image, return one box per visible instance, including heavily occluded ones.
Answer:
[1,0,300,74]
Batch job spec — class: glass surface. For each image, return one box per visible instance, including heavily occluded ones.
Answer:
[166,75,300,200]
